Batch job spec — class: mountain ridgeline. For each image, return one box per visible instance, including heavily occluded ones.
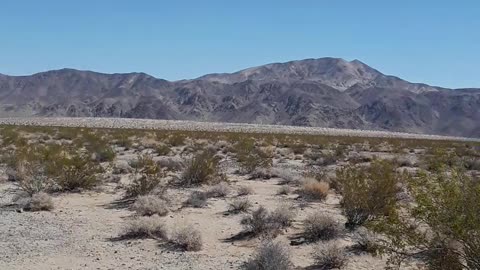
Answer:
[0,58,479,137]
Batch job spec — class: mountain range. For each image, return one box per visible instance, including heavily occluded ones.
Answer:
[0,57,479,137]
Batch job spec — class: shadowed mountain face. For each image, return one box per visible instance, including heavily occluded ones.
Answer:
[0,58,479,137]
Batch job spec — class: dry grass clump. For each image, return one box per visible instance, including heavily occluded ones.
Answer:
[171,226,203,251]
[270,168,302,185]
[311,242,347,270]
[241,205,294,236]
[269,204,296,228]
[122,216,167,239]
[25,192,54,211]
[303,213,341,242]
[185,191,209,208]
[277,186,291,195]
[180,149,225,186]
[206,182,230,198]
[300,178,330,200]
[237,185,254,196]
[228,198,253,214]
[242,241,292,270]
[132,195,169,216]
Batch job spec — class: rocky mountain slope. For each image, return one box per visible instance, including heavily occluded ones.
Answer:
[0,58,479,137]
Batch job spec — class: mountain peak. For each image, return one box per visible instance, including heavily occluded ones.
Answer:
[198,57,384,90]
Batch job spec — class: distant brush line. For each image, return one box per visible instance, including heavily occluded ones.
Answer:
[0,117,478,142]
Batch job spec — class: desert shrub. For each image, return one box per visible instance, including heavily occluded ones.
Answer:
[352,230,380,256]
[241,205,294,236]
[155,144,171,156]
[180,149,225,186]
[235,139,272,174]
[369,168,480,269]
[15,161,53,195]
[52,152,103,191]
[336,160,402,229]
[300,178,329,200]
[114,134,133,149]
[242,206,272,235]
[185,191,209,208]
[167,134,186,147]
[171,226,203,251]
[206,182,230,198]
[132,195,169,216]
[237,185,254,196]
[303,213,340,242]
[122,216,167,239]
[228,198,253,214]
[312,242,347,270]
[421,148,458,172]
[242,241,292,270]
[126,154,164,197]
[463,157,480,171]
[269,204,296,229]
[25,192,54,212]
[271,167,302,185]
[78,131,116,162]
[156,157,184,172]
[277,186,291,195]
[314,152,338,166]
[249,167,274,180]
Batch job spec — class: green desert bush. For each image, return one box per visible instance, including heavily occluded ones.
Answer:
[300,178,330,200]
[369,167,480,269]
[15,161,53,195]
[52,152,103,191]
[206,182,230,198]
[155,144,171,156]
[180,149,225,186]
[242,241,292,270]
[126,154,164,197]
[234,139,273,174]
[336,160,402,229]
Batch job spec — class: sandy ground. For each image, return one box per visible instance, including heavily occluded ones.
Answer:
[0,139,429,270]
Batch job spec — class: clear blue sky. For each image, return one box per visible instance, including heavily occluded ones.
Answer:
[1,0,479,88]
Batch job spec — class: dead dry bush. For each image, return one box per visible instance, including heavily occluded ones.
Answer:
[132,195,169,216]
[228,198,253,214]
[312,242,347,270]
[23,192,54,211]
[300,178,330,200]
[185,191,209,208]
[171,226,203,251]
[303,213,341,242]
[122,216,167,239]
[242,241,292,270]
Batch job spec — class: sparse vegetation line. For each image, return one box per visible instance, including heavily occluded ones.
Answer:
[0,117,478,142]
